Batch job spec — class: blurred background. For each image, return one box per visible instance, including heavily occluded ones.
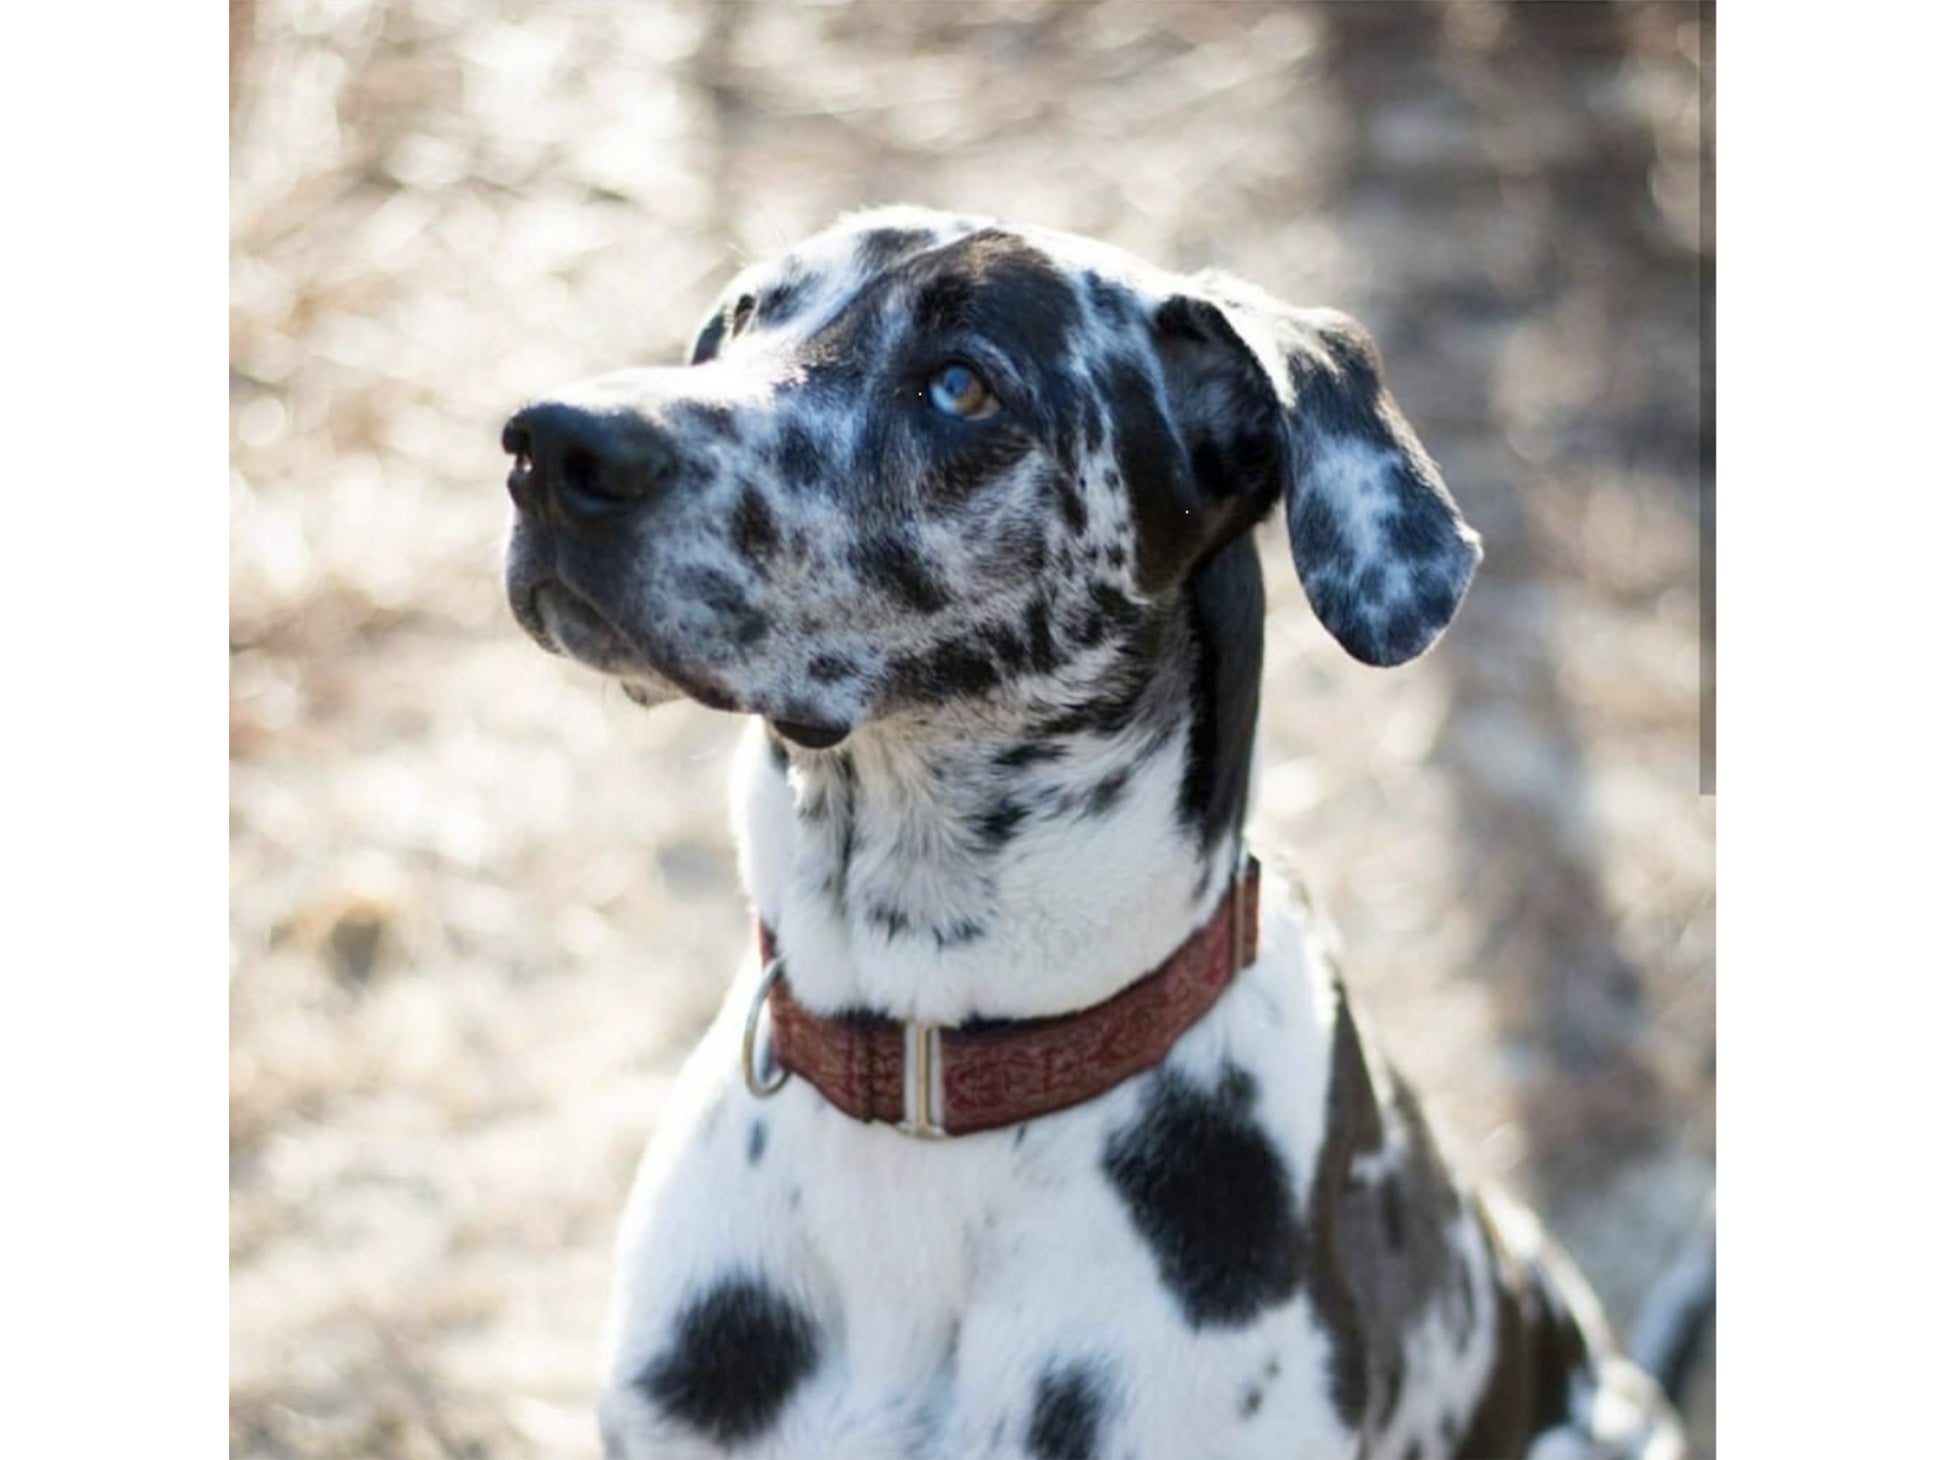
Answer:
[229,3,1713,1455]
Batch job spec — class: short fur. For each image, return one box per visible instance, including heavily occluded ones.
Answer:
[501,207,1683,1460]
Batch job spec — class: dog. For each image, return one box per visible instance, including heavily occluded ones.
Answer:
[501,207,1695,1460]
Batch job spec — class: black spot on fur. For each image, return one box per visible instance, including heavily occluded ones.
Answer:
[1290,491,1352,578]
[759,274,808,326]
[637,1275,820,1446]
[854,226,936,271]
[681,402,736,438]
[888,636,1003,702]
[808,651,860,684]
[865,901,911,939]
[681,565,751,620]
[906,231,1083,371]
[1056,477,1089,532]
[976,799,1030,851]
[774,423,822,491]
[934,917,987,950]
[1103,1064,1304,1329]
[1022,598,1059,673]
[1239,1351,1284,1417]
[1384,489,1461,562]
[852,532,948,614]
[918,417,1037,505]
[732,487,780,569]
[690,310,727,365]
[747,1119,766,1166]
[1084,769,1131,817]
[996,739,1065,770]
[1027,1360,1110,1460]
[1035,629,1160,743]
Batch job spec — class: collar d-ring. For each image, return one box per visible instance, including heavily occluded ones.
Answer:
[742,958,791,1098]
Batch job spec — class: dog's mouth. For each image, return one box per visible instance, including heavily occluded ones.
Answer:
[518,581,691,711]
[516,580,849,749]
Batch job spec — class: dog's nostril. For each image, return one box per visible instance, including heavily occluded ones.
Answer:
[559,444,609,504]
[501,421,531,461]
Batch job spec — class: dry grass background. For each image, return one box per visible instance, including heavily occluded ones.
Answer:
[229,3,1714,1455]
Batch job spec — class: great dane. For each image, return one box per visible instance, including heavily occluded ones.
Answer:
[500,206,1695,1460]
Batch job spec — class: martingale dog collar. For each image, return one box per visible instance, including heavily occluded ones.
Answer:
[740,855,1261,1138]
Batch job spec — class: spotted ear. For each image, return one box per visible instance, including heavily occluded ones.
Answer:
[1162,275,1481,666]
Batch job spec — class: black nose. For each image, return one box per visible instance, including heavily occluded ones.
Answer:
[501,402,680,522]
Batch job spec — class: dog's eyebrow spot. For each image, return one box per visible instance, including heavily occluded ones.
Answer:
[1026,1358,1112,1460]
[905,231,1085,368]
[1102,1063,1304,1329]
[853,225,937,272]
[636,1275,820,1446]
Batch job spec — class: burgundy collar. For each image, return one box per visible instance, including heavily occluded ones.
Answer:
[744,856,1261,1138]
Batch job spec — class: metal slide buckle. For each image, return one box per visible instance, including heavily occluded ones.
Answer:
[896,1019,947,1139]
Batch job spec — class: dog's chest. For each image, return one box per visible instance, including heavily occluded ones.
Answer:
[600,924,1393,1460]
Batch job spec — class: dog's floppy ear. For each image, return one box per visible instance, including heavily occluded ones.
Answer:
[1155,274,1481,666]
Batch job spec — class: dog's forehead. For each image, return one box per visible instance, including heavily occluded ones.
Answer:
[732,208,1180,347]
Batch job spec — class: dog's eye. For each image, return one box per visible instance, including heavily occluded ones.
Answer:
[730,294,757,336]
[925,362,998,420]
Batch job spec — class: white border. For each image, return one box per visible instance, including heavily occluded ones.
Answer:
[4,4,226,1452]
[1722,6,1946,1454]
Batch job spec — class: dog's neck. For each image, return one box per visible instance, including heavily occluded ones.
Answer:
[732,536,1265,1024]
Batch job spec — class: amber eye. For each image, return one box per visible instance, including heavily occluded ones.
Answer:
[925,361,997,420]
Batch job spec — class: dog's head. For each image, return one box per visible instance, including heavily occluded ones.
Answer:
[502,207,1478,748]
